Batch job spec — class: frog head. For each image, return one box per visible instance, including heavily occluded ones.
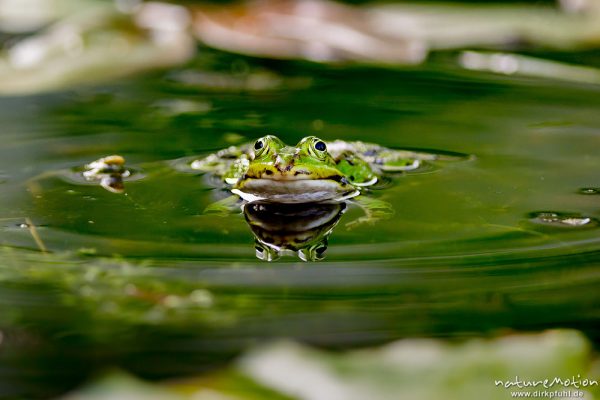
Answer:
[233,135,358,203]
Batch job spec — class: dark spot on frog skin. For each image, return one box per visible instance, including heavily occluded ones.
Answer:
[349,175,355,181]
[294,170,310,176]
[264,169,273,175]
[278,164,293,172]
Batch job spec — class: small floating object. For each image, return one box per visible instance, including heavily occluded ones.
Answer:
[83,155,126,175]
[578,188,600,195]
[529,211,598,228]
[83,155,130,194]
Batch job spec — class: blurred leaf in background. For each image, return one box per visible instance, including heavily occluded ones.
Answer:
[2,0,600,95]
[61,330,600,400]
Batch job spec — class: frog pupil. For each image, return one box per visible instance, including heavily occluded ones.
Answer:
[254,140,264,150]
[315,141,326,151]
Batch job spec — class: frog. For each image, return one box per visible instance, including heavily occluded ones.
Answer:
[189,135,450,262]
[191,135,429,205]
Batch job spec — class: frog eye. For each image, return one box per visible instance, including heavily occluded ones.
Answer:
[308,137,328,158]
[253,138,268,157]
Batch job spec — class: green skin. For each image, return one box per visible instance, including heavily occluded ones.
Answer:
[236,136,345,182]
[193,135,424,204]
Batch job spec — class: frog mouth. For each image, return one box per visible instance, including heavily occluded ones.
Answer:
[249,170,346,181]
[233,178,358,203]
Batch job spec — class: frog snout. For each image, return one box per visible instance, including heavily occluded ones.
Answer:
[274,155,295,172]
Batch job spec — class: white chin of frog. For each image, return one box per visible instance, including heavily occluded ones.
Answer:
[232,178,359,203]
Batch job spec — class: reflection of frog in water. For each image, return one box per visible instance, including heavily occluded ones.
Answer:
[244,201,346,262]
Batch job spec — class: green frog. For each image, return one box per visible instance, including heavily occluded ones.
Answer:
[191,135,430,204]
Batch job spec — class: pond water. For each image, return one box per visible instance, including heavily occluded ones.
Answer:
[0,50,599,398]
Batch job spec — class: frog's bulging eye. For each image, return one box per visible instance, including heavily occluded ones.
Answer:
[254,135,284,158]
[254,138,269,157]
[304,137,329,160]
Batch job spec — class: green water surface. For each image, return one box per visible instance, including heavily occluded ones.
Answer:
[0,50,599,398]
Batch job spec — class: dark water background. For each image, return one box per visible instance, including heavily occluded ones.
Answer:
[0,49,599,398]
